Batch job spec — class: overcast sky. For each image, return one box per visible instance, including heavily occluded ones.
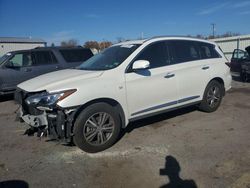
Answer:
[0,0,250,45]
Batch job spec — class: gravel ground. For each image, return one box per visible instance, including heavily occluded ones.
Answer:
[0,79,250,188]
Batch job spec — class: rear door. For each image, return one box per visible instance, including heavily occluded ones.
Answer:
[31,50,60,77]
[59,49,93,68]
[168,40,213,104]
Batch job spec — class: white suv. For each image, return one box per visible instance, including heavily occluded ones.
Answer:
[15,37,232,153]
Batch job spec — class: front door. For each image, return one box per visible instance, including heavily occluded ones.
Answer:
[125,41,178,119]
[2,51,35,91]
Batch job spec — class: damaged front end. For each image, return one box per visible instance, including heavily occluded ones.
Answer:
[14,88,78,143]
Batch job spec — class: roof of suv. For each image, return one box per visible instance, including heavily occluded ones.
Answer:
[7,46,91,54]
[115,36,216,46]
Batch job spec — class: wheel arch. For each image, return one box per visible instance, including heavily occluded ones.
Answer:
[208,77,225,96]
[73,98,126,128]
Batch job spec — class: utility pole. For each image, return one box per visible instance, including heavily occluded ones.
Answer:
[141,32,144,39]
[211,23,216,38]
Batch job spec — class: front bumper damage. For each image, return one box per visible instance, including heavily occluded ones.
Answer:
[15,89,78,143]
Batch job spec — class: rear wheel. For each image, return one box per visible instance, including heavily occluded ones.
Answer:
[199,80,223,112]
[240,71,247,82]
[73,103,121,153]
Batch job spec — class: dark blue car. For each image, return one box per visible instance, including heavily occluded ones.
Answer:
[0,47,93,95]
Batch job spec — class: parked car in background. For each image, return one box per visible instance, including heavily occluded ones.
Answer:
[15,36,231,153]
[0,47,93,95]
[230,46,250,81]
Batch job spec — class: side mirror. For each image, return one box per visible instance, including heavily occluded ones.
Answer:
[132,60,150,70]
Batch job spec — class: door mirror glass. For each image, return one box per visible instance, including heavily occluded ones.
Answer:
[132,60,150,70]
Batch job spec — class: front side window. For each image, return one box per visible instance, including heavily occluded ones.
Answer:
[134,41,169,69]
[60,49,93,63]
[6,52,33,67]
[78,44,140,70]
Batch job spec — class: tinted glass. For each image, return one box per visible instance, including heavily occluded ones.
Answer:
[232,49,248,59]
[135,41,169,69]
[60,49,93,63]
[198,42,220,59]
[0,53,11,65]
[169,40,200,64]
[78,44,140,70]
[7,52,33,67]
[51,52,58,63]
[34,51,55,65]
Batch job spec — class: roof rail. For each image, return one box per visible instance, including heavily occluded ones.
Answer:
[33,46,84,49]
[144,35,204,43]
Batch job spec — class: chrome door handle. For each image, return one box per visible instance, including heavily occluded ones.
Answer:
[164,73,175,78]
[202,66,210,70]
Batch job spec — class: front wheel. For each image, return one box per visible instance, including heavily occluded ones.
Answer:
[199,80,223,113]
[73,103,121,153]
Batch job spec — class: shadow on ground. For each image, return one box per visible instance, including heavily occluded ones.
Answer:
[159,155,197,188]
[232,75,250,83]
[125,105,197,133]
[0,180,29,188]
[0,94,13,102]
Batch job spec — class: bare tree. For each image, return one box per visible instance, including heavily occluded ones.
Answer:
[83,41,113,51]
[61,39,78,47]
[196,34,205,39]
[99,41,112,50]
[83,41,100,50]
[220,32,240,38]
[190,32,241,40]
[116,37,125,43]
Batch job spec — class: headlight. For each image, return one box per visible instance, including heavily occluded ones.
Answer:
[25,89,77,107]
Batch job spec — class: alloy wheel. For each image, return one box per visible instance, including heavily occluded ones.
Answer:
[206,86,221,108]
[83,112,115,146]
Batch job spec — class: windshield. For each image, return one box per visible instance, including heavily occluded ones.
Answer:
[78,44,140,70]
[0,53,12,65]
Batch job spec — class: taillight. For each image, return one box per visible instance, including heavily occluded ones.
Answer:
[225,62,231,67]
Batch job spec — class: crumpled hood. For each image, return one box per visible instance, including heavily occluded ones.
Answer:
[18,69,103,92]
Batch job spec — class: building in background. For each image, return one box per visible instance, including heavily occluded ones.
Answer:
[0,37,46,57]
[210,34,250,60]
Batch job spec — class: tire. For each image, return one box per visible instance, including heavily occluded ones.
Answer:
[73,102,121,153]
[199,80,223,113]
[240,71,247,82]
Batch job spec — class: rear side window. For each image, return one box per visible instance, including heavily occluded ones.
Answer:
[168,40,200,64]
[135,41,169,69]
[60,49,93,63]
[34,51,57,65]
[198,42,220,59]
